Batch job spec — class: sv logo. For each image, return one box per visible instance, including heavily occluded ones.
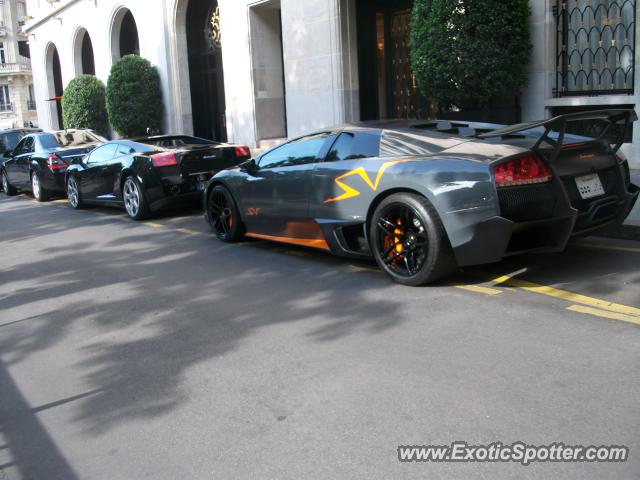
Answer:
[246,208,262,216]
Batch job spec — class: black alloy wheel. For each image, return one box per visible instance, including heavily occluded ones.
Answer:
[207,185,244,242]
[369,193,455,286]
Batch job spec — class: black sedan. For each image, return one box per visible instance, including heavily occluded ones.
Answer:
[1,130,105,201]
[65,135,251,220]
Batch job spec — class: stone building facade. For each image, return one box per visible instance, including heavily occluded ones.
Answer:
[24,0,640,166]
[0,0,37,129]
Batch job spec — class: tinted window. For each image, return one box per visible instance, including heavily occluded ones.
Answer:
[0,132,22,152]
[23,137,34,154]
[115,143,135,157]
[13,137,28,155]
[86,144,117,164]
[326,131,380,161]
[259,133,332,169]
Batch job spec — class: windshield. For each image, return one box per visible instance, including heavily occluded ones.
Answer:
[40,130,106,149]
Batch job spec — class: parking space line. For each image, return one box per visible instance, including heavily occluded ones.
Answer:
[175,227,202,236]
[492,274,640,319]
[567,305,640,325]
[455,285,503,296]
[570,242,640,254]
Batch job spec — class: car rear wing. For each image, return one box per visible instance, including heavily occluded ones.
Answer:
[477,109,637,161]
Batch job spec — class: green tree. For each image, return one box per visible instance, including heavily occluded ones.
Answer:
[411,0,532,110]
[61,75,109,134]
[106,55,163,137]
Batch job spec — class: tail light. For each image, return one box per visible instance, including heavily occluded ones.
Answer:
[47,154,68,171]
[234,145,251,158]
[493,153,552,187]
[150,152,178,168]
[615,151,627,164]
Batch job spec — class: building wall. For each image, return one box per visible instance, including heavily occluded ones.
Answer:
[521,0,640,168]
[27,0,172,134]
[0,0,37,129]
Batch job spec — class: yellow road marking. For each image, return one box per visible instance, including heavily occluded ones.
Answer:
[567,305,640,325]
[455,284,503,296]
[570,242,640,254]
[145,222,163,228]
[492,274,640,318]
[50,199,68,205]
[175,227,201,235]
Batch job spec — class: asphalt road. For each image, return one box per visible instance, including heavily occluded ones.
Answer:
[1,194,639,480]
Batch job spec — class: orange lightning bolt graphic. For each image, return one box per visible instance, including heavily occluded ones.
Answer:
[324,160,410,204]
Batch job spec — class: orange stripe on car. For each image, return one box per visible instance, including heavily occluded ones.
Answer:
[246,232,331,251]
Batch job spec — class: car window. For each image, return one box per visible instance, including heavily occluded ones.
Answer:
[86,144,118,164]
[23,137,35,154]
[12,137,28,155]
[14,137,34,155]
[0,132,22,153]
[115,143,135,157]
[259,133,332,169]
[325,132,380,161]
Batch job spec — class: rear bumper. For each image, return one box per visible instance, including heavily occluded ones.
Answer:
[453,182,638,267]
[40,171,67,193]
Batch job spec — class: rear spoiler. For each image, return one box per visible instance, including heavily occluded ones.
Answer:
[478,109,637,161]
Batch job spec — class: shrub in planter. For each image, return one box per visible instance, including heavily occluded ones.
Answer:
[61,75,109,134]
[106,55,163,137]
[410,0,531,112]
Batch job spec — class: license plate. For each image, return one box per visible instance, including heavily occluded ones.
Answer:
[196,182,206,192]
[575,174,605,199]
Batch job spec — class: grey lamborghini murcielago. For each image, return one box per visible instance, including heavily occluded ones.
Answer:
[204,109,638,286]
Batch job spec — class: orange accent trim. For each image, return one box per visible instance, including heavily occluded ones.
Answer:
[246,232,331,251]
[324,160,411,203]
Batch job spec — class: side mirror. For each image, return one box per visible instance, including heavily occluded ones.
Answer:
[243,158,258,173]
[3,150,12,158]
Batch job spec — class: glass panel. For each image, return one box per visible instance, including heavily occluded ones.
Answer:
[556,0,636,96]
[259,133,331,169]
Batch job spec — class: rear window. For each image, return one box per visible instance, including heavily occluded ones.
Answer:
[40,131,105,149]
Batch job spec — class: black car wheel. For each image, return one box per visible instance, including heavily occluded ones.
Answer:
[2,169,17,196]
[123,176,150,220]
[369,193,455,286]
[67,175,84,209]
[207,185,244,242]
[31,171,50,202]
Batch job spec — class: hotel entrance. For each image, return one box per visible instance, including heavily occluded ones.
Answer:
[356,0,424,121]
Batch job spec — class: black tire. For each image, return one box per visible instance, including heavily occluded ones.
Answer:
[31,171,50,202]
[369,192,456,286]
[66,175,84,209]
[122,176,150,220]
[206,184,245,242]
[2,169,17,196]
